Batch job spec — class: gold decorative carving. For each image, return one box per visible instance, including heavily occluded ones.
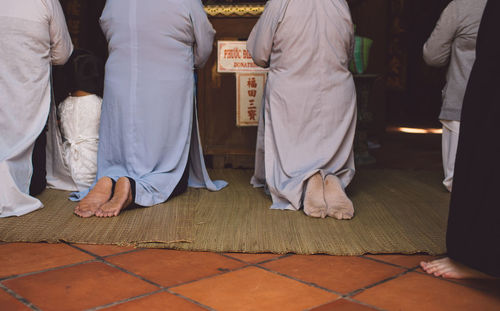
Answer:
[204,5,265,17]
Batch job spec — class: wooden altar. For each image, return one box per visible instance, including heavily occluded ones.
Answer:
[198,5,264,168]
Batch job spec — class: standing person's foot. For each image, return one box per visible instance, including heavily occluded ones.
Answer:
[303,173,327,218]
[420,257,494,279]
[324,175,354,220]
[74,177,113,218]
[95,177,133,217]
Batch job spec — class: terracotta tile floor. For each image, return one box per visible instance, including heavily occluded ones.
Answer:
[0,243,499,310]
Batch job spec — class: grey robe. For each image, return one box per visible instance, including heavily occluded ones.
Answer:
[423,0,487,121]
[72,0,227,206]
[0,0,72,217]
[248,0,356,210]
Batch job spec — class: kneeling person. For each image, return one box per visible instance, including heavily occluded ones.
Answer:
[72,0,227,218]
[248,0,357,219]
[47,50,103,192]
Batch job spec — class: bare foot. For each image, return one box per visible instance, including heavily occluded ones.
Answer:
[324,175,354,220]
[303,173,327,218]
[420,257,494,279]
[74,177,113,218]
[95,177,133,217]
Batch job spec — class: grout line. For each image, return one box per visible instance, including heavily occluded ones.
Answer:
[0,259,99,282]
[66,242,143,259]
[166,264,253,290]
[217,253,250,263]
[302,296,388,311]
[0,283,41,311]
[302,297,343,311]
[343,296,388,311]
[98,259,164,288]
[165,289,216,311]
[87,290,164,311]
[358,255,419,270]
[345,269,414,297]
[87,289,215,311]
[219,252,292,265]
[253,265,345,297]
[101,248,145,259]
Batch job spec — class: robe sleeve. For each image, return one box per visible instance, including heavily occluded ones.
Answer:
[247,0,289,68]
[189,0,215,68]
[423,1,458,67]
[46,0,73,65]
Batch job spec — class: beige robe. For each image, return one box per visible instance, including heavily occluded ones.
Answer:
[248,0,356,210]
[0,0,73,217]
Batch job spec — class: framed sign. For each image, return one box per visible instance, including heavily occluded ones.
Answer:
[236,73,267,126]
[217,41,268,73]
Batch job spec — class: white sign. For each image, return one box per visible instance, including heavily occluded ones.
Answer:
[218,41,268,73]
[236,73,267,127]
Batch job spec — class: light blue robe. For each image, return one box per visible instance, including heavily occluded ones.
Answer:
[73,0,226,206]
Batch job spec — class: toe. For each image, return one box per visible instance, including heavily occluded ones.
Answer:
[74,207,92,218]
[426,266,439,274]
[342,212,353,219]
[425,260,442,269]
[332,211,343,220]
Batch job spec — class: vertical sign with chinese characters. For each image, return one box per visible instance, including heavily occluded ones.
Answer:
[217,40,268,127]
[236,73,266,126]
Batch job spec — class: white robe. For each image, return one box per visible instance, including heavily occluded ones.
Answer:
[46,95,102,192]
[248,0,357,210]
[0,0,72,217]
[72,0,227,206]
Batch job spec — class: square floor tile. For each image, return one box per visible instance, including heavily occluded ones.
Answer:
[73,244,136,257]
[310,299,378,311]
[261,255,404,294]
[171,266,338,311]
[107,250,246,287]
[354,272,500,311]
[224,253,282,264]
[0,243,93,278]
[3,262,158,311]
[102,292,205,310]
[365,254,439,269]
[0,289,30,311]
[452,277,500,295]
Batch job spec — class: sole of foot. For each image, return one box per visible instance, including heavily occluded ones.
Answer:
[95,177,133,217]
[74,177,113,218]
[303,173,327,218]
[324,175,354,220]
